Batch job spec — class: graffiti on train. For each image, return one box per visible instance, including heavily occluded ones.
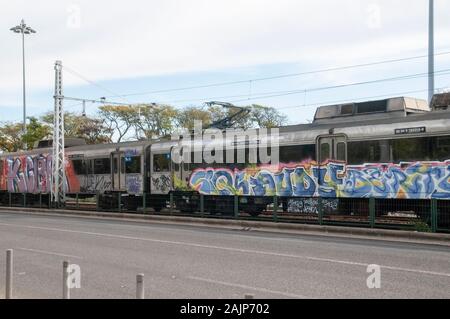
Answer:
[287,198,338,214]
[2,155,80,193]
[152,175,171,193]
[80,175,112,193]
[126,175,142,193]
[188,161,450,199]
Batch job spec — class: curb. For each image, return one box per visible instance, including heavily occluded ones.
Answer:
[1,206,449,246]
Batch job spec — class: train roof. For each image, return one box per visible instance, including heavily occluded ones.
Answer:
[280,107,450,133]
[65,139,151,152]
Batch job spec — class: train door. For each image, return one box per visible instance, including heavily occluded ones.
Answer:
[151,152,172,194]
[111,151,125,191]
[318,135,347,163]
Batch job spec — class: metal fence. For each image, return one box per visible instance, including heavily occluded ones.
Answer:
[0,191,449,233]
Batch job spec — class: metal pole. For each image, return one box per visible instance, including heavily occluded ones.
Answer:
[6,249,13,299]
[136,274,145,299]
[429,0,435,104]
[63,260,70,299]
[22,30,27,150]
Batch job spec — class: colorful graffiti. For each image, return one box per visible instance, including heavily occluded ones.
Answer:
[3,154,80,193]
[188,161,450,199]
[0,159,7,190]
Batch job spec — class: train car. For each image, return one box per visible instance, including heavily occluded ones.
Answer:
[149,95,450,215]
[1,94,450,215]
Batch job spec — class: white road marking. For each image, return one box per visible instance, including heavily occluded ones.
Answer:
[16,247,83,259]
[0,221,449,278]
[188,276,309,299]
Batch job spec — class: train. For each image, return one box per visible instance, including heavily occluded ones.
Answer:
[1,93,450,216]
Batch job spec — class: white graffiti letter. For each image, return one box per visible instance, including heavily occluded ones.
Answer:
[366,264,381,289]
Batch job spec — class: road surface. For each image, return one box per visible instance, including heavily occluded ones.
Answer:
[0,210,449,299]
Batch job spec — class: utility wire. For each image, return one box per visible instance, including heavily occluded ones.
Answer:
[148,68,450,105]
[277,87,449,112]
[229,69,450,103]
[63,65,132,104]
[102,50,450,98]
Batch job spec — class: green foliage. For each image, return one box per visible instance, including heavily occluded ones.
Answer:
[173,174,191,191]
[0,117,51,152]
[413,220,432,233]
[175,106,212,130]
[41,112,111,145]
[133,104,178,140]
[98,105,136,143]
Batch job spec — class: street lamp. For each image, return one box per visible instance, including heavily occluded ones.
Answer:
[10,19,36,150]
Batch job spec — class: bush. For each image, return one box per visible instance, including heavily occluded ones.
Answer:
[413,221,432,233]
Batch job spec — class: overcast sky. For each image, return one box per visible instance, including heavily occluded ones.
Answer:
[1,0,450,125]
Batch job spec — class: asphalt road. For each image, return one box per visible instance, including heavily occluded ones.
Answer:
[0,210,449,299]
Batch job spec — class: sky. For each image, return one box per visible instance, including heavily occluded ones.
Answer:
[1,0,450,125]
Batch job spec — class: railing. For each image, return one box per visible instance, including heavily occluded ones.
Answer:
[0,191,449,233]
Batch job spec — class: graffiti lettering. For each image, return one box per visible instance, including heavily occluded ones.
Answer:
[189,161,450,199]
[4,154,80,193]
[287,198,338,214]
[126,175,142,194]
[152,175,171,193]
[80,175,112,193]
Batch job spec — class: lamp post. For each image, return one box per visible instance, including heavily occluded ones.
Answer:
[10,19,36,150]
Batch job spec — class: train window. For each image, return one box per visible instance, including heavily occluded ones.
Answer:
[434,136,450,161]
[437,136,450,148]
[356,100,387,114]
[391,137,432,162]
[336,143,346,161]
[280,145,316,164]
[93,158,111,174]
[340,104,354,115]
[348,140,390,164]
[125,156,141,174]
[320,143,330,163]
[87,160,94,174]
[153,154,170,172]
[73,159,87,175]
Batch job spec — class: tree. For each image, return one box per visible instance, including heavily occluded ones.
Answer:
[0,122,23,152]
[98,105,137,143]
[132,104,178,140]
[22,117,52,149]
[248,104,288,128]
[0,117,51,152]
[175,106,212,131]
[41,112,112,145]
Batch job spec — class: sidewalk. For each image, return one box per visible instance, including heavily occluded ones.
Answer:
[1,206,449,247]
